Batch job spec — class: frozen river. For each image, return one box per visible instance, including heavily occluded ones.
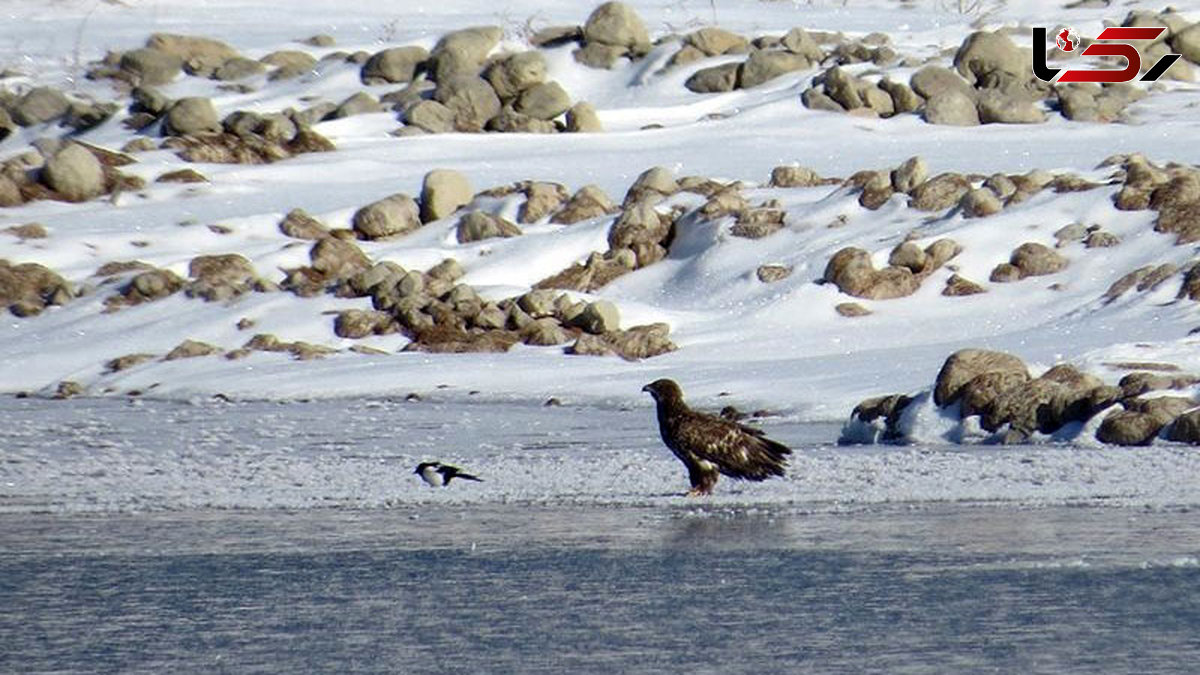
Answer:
[2,396,1200,672]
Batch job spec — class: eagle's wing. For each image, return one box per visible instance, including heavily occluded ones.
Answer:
[673,410,791,481]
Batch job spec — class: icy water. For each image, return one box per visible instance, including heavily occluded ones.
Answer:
[2,397,1200,673]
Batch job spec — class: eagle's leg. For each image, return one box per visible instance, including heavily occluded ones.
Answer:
[685,465,718,497]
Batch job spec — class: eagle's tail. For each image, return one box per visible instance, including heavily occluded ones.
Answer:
[749,434,791,479]
[455,472,483,482]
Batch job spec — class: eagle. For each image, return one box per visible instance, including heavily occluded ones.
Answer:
[642,378,791,496]
[414,461,482,488]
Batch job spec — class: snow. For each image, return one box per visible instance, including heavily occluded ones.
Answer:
[2,1,1200,423]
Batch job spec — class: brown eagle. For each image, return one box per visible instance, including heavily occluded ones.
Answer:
[642,379,791,496]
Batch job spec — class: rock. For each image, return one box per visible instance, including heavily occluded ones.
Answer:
[850,393,913,441]
[835,302,872,317]
[433,75,502,132]
[983,378,1068,433]
[801,87,844,113]
[943,274,986,296]
[976,89,1046,124]
[124,268,186,305]
[310,237,371,280]
[520,317,572,346]
[4,223,48,240]
[957,370,1029,419]
[119,48,184,86]
[770,165,825,188]
[989,263,1023,283]
[1179,264,1200,301]
[624,166,678,205]
[514,81,571,120]
[485,51,547,99]
[960,187,1003,217]
[1097,409,1171,446]
[11,87,72,126]
[0,176,25,207]
[823,247,919,300]
[934,348,1029,407]
[552,184,618,224]
[880,78,923,114]
[1119,371,1199,398]
[1011,242,1068,277]
[278,208,329,240]
[685,27,748,56]
[156,168,208,184]
[530,25,583,48]
[186,253,258,301]
[163,97,221,136]
[105,353,157,373]
[573,42,629,69]
[146,33,239,71]
[332,92,384,119]
[888,241,927,273]
[891,156,928,193]
[925,239,963,270]
[352,193,421,240]
[607,200,668,257]
[571,300,620,334]
[430,26,502,80]
[565,102,603,132]
[781,27,825,63]
[756,264,793,283]
[164,339,221,360]
[261,50,317,79]
[420,169,473,223]
[351,261,406,296]
[738,50,812,89]
[41,143,105,202]
[569,322,674,360]
[1085,231,1121,248]
[213,57,266,81]
[685,63,741,94]
[954,30,1029,86]
[1170,23,1200,65]
[0,260,71,316]
[1168,408,1200,444]
[910,65,975,101]
[922,90,980,126]
[456,211,522,243]
[582,2,649,52]
[909,173,971,211]
[519,182,569,223]
[486,107,558,133]
[361,46,429,84]
[334,309,396,339]
[404,100,457,134]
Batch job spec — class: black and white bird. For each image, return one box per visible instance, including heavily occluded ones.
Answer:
[414,461,483,488]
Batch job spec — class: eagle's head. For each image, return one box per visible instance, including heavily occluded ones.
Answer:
[642,378,684,404]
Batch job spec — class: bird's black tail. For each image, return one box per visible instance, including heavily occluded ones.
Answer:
[455,472,483,483]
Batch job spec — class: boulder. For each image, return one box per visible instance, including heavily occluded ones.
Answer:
[310,238,371,280]
[552,185,618,224]
[1168,408,1200,444]
[278,208,330,239]
[686,27,749,56]
[891,156,929,194]
[922,90,980,126]
[164,339,221,360]
[163,97,221,136]
[331,92,384,119]
[582,2,650,52]
[976,89,1046,124]
[420,169,473,222]
[334,309,396,339]
[361,46,429,84]
[119,48,184,86]
[430,26,502,80]
[909,173,971,211]
[943,274,986,297]
[685,63,741,94]
[456,211,522,243]
[933,348,1029,407]
[41,144,105,202]
[738,50,812,89]
[0,260,71,316]
[185,253,258,301]
[565,102,604,132]
[404,100,457,134]
[518,182,569,223]
[433,75,502,132]
[352,193,422,239]
[953,30,1029,86]
[514,81,571,120]
[485,51,547,99]
[823,247,919,300]
[1011,242,1068,277]
[146,33,239,71]
[10,87,72,126]
[910,65,976,101]
[571,300,620,334]
[960,187,1003,218]
[607,200,669,257]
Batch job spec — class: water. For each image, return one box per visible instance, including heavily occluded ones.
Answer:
[2,397,1200,672]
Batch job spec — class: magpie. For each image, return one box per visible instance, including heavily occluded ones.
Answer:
[414,461,483,487]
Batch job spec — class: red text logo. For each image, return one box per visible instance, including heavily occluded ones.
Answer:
[1033,26,1182,83]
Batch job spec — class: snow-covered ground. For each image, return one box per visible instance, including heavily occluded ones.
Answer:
[2,0,1200,421]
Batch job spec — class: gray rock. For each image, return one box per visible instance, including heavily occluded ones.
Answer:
[960,187,1003,218]
[685,63,740,93]
[552,185,617,224]
[909,173,971,211]
[332,92,384,119]
[781,27,824,63]
[822,67,864,110]
[891,156,928,193]
[431,26,502,80]
[164,97,221,136]
[421,169,474,223]
[738,50,812,89]
[514,81,571,120]
[1011,242,1068,277]
[565,101,603,132]
[835,302,872,317]
[518,182,569,223]
[573,42,629,69]
[910,65,975,101]
[334,309,395,339]
[404,100,457,134]
[310,237,371,280]
[801,87,844,112]
[147,33,239,71]
[624,166,678,205]
[433,75,502,132]
[943,274,986,297]
[977,89,1046,124]
[10,87,71,126]
[686,27,749,56]
[119,48,184,86]
[1170,23,1200,65]
[485,51,547,99]
[934,348,1029,407]
[583,2,650,51]
[42,144,105,202]
[888,241,927,273]
[214,57,266,81]
[756,264,793,283]
[361,46,429,84]
[770,165,825,188]
[608,199,668,251]
[879,78,923,114]
[571,300,620,334]
[487,107,558,133]
[455,211,522,243]
[922,90,980,126]
[352,193,422,239]
[954,30,1029,86]
[823,247,920,300]
[1168,408,1200,444]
